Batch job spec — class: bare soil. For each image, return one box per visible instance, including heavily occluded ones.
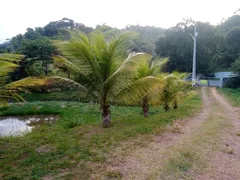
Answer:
[90,87,240,180]
[195,88,240,180]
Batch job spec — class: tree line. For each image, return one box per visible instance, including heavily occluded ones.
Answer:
[0,12,240,85]
[155,14,240,75]
[0,18,165,79]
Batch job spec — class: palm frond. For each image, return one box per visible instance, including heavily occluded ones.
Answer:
[0,53,23,77]
[4,77,50,91]
[53,55,84,75]
[151,57,169,75]
[114,76,162,105]
[46,76,87,91]
[0,53,24,62]
[105,53,152,87]
[5,76,86,92]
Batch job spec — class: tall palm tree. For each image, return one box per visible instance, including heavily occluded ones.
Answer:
[53,30,159,127]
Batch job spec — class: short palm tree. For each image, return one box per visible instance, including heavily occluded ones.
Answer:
[53,30,159,127]
[159,73,193,112]
[136,57,168,116]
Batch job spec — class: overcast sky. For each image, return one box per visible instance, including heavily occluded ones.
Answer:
[0,0,239,43]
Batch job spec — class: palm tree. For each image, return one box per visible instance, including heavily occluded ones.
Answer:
[53,30,159,127]
[0,53,81,106]
[136,57,168,117]
[0,53,24,105]
[159,73,193,112]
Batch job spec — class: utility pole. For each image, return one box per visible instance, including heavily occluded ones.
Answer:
[189,24,198,86]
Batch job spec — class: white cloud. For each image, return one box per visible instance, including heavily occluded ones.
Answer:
[0,0,239,43]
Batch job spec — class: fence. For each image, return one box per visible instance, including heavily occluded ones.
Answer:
[198,78,222,87]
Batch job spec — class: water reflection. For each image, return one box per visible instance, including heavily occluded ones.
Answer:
[0,115,58,137]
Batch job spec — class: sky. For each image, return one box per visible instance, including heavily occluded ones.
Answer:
[0,0,239,43]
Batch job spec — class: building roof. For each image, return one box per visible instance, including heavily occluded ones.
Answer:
[214,72,238,78]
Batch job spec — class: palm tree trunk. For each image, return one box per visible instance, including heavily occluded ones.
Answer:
[101,104,111,128]
[101,94,111,127]
[164,103,170,112]
[142,97,149,117]
[173,101,178,109]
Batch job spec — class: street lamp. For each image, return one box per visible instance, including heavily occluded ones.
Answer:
[189,24,198,86]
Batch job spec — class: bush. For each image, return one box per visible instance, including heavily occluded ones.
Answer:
[225,77,240,88]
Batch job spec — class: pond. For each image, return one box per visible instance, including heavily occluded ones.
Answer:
[0,115,58,137]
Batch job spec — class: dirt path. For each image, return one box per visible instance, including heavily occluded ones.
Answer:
[195,88,240,180]
[91,87,240,180]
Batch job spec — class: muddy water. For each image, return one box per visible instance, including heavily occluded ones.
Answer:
[0,115,58,137]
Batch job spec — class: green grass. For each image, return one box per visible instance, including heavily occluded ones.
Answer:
[21,91,87,102]
[0,96,201,179]
[218,88,240,107]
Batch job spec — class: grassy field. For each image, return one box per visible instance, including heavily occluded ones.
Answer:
[21,91,87,102]
[218,88,240,107]
[0,96,202,179]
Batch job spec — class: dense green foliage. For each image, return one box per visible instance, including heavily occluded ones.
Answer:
[155,15,240,75]
[21,91,86,102]
[226,57,240,88]
[231,57,240,75]
[126,25,165,55]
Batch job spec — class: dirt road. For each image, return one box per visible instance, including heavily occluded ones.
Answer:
[92,87,240,180]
